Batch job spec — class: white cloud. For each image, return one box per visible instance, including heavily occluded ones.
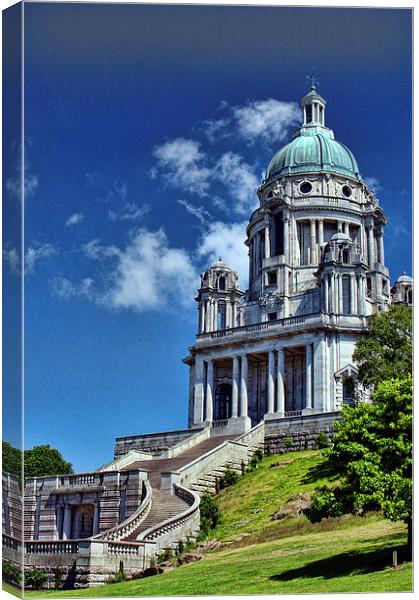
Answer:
[108,203,150,223]
[203,99,300,146]
[364,176,381,192]
[80,229,198,313]
[198,221,248,289]
[25,243,56,273]
[3,247,20,274]
[177,199,212,225]
[7,172,39,200]
[66,213,84,227]
[215,152,259,215]
[233,99,300,145]
[152,138,211,197]
[51,276,94,300]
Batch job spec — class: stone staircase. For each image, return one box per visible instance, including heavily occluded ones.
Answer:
[123,489,188,542]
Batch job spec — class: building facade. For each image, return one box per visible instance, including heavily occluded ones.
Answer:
[185,84,398,435]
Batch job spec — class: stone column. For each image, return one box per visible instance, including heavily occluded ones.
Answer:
[232,355,240,418]
[63,504,72,540]
[283,216,289,262]
[350,274,356,314]
[255,233,260,274]
[73,509,81,539]
[323,277,329,312]
[318,219,324,251]
[265,224,271,259]
[226,300,232,329]
[344,222,350,237]
[213,299,218,331]
[200,303,205,334]
[194,356,205,424]
[240,354,248,417]
[305,343,313,411]
[330,274,336,313]
[205,300,211,332]
[232,302,237,328]
[338,274,343,314]
[368,225,375,267]
[93,502,100,535]
[330,334,336,410]
[276,348,285,416]
[378,230,385,265]
[266,350,275,415]
[56,505,64,540]
[310,219,316,264]
[205,359,214,422]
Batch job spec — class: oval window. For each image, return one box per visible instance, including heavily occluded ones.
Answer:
[342,185,352,198]
[300,182,312,195]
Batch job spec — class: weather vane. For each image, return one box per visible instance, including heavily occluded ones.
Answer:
[306,70,320,90]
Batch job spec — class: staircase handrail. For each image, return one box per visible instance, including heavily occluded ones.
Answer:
[138,484,200,542]
[235,421,265,446]
[91,480,152,542]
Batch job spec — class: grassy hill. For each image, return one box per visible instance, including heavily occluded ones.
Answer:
[24,450,412,596]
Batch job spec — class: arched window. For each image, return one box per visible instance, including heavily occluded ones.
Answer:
[215,384,232,420]
[305,105,313,123]
[342,275,351,314]
[218,276,225,290]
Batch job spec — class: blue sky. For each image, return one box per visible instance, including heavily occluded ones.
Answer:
[4,4,412,472]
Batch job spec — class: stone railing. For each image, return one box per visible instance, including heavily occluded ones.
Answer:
[161,440,249,491]
[98,450,155,471]
[198,314,311,341]
[284,410,303,417]
[236,421,265,447]
[159,427,209,459]
[26,540,79,554]
[140,485,200,545]
[212,419,229,428]
[92,480,152,542]
[2,533,21,551]
[106,541,144,557]
[68,474,96,485]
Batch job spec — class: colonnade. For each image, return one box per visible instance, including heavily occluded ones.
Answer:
[56,502,100,540]
[199,298,239,334]
[322,272,366,315]
[195,342,316,424]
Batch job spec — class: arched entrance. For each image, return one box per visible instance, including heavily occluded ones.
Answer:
[214,383,232,420]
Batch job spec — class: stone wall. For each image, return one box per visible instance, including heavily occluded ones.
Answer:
[114,428,199,458]
[264,412,341,454]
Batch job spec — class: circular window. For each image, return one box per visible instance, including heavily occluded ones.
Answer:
[300,182,312,195]
[342,185,352,198]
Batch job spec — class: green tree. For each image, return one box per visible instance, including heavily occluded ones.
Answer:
[305,377,412,553]
[2,441,22,478]
[24,445,73,478]
[353,304,412,387]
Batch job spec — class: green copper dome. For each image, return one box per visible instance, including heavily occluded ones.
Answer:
[265,126,361,181]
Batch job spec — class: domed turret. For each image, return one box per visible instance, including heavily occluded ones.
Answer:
[391,272,413,306]
[196,259,244,334]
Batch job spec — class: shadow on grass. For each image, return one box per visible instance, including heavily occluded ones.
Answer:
[270,544,409,581]
[300,458,339,485]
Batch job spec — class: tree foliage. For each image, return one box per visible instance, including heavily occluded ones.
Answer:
[2,441,22,478]
[24,445,73,478]
[305,377,412,548]
[199,493,220,536]
[2,442,73,479]
[353,304,412,387]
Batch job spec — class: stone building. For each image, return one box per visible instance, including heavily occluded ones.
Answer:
[185,84,408,435]
[2,85,412,588]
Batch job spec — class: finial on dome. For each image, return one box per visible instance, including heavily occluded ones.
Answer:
[306,70,320,91]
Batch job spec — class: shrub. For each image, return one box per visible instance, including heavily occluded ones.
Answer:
[3,561,21,586]
[316,431,330,449]
[248,448,264,472]
[54,566,62,590]
[200,492,220,536]
[284,437,293,449]
[24,568,48,590]
[221,466,239,488]
[108,560,126,583]
[176,539,184,556]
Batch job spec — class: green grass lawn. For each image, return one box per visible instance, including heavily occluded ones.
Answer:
[21,451,413,597]
[2,582,22,598]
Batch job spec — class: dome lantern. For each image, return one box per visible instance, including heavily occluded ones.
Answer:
[301,82,326,128]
